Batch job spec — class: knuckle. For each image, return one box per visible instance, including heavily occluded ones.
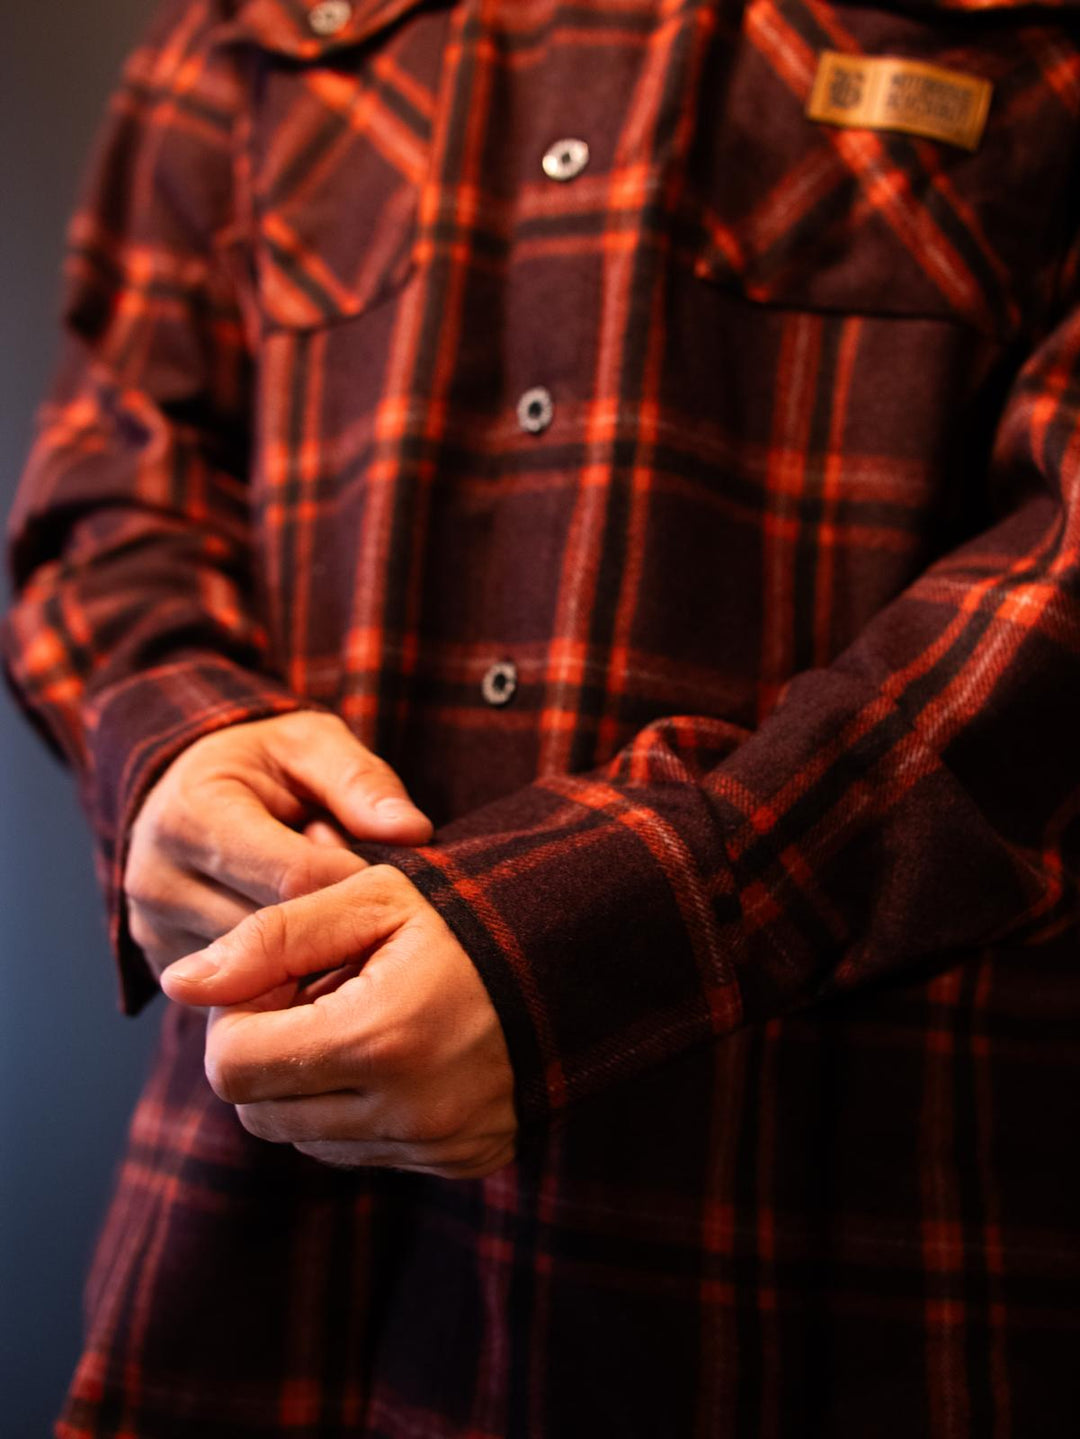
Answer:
[125,807,156,859]
[346,757,405,810]
[122,858,170,912]
[280,710,346,745]
[283,709,327,732]
[366,863,409,896]
[276,852,318,903]
[184,725,228,760]
[317,710,359,742]
[129,790,169,845]
[122,846,147,894]
[169,800,228,870]
[124,808,161,866]
[335,752,381,795]
[241,904,288,965]
[146,766,191,818]
[135,797,197,863]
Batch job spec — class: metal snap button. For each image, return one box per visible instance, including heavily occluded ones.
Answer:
[542,138,590,183]
[481,660,518,707]
[517,386,554,435]
[308,1,353,36]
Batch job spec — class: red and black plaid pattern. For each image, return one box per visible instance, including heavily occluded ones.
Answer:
[4,0,1080,1433]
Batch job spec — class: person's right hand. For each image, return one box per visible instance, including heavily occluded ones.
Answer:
[122,710,433,980]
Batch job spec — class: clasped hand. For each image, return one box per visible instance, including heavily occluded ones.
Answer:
[126,712,517,1181]
[162,863,518,1180]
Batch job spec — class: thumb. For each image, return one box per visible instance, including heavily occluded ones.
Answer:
[268,716,433,844]
[160,868,406,1007]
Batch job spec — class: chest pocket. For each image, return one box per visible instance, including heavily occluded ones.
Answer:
[233,4,450,332]
[678,0,1080,340]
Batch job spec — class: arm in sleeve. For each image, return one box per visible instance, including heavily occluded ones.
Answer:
[0,3,317,1015]
[359,299,1080,1134]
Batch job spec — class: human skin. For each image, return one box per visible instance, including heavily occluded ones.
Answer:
[124,710,434,978]
[160,866,518,1179]
[128,711,518,1178]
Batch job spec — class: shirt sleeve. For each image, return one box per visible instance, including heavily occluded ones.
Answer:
[0,2,317,1016]
[357,288,1080,1135]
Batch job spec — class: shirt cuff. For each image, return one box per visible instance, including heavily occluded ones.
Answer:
[351,779,745,1133]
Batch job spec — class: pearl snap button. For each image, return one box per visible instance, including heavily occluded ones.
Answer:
[542,138,590,182]
[481,660,518,707]
[517,386,554,435]
[308,1,352,37]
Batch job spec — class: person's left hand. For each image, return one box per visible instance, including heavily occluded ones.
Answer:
[159,865,518,1180]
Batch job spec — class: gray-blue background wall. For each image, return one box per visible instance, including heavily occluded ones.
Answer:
[2,5,165,1429]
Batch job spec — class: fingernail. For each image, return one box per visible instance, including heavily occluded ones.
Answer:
[165,952,221,984]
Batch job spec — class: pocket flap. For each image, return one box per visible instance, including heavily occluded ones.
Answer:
[687,0,1079,338]
[247,51,433,328]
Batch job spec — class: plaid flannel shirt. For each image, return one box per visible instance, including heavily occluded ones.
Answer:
[3,0,1080,1433]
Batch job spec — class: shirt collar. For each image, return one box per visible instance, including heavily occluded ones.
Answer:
[219,0,1080,60]
[214,0,1080,66]
[217,0,428,59]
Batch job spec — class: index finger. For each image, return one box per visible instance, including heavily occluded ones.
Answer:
[204,983,383,1104]
[183,788,370,908]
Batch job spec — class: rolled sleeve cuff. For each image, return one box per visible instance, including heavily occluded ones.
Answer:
[352,779,743,1133]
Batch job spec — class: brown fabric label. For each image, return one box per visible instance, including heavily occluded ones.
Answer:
[807,51,992,152]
